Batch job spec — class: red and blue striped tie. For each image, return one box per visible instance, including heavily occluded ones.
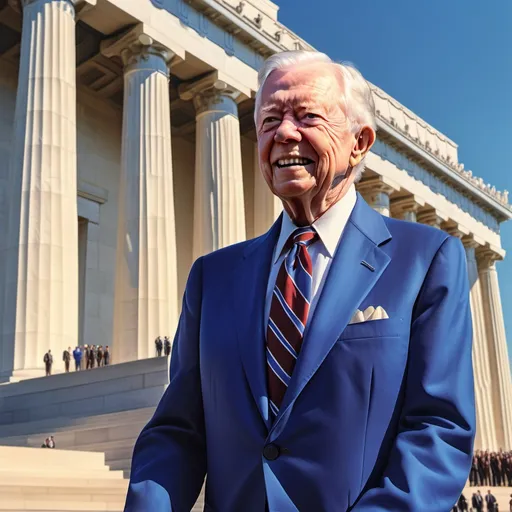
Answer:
[267,227,318,418]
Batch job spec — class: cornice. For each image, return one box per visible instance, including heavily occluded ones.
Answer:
[150,0,510,218]
[370,83,458,150]
[376,117,512,221]
[151,0,314,57]
[370,85,509,212]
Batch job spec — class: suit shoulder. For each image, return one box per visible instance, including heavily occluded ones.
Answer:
[380,215,466,266]
[199,235,264,267]
[383,215,452,249]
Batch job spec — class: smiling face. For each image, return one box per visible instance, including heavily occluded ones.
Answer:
[256,61,374,225]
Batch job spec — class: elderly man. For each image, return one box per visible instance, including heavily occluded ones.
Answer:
[125,51,475,511]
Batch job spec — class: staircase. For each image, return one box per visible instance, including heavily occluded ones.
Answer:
[0,446,128,511]
[0,408,154,478]
[0,359,207,511]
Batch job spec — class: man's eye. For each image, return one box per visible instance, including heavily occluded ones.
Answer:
[305,113,319,119]
[263,117,280,124]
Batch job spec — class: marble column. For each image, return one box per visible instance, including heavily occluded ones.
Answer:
[463,237,498,451]
[253,144,282,237]
[180,75,246,259]
[478,249,512,449]
[0,0,79,381]
[357,177,399,217]
[390,196,424,222]
[103,32,179,363]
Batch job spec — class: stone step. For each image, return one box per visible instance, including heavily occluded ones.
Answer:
[64,437,135,453]
[0,468,125,480]
[0,446,106,467]
[0,408,153,439]
[0,477,128,489]
[107,458,132,472]
[0,360,168,427]
[0,447,129,511]
[2,490,125,502]
[0,499,124,511]
[0,422,146,452]
[34,438,137,464]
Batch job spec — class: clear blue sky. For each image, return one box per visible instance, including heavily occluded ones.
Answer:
[279,0,512,369]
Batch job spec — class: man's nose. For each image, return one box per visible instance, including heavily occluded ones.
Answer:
[274,119,302,143]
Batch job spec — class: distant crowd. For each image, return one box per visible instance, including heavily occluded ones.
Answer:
[451,449,512,511]
[470,450,512,487]
[43,345,111,376]
[454,489,512,511]
[41,336,173,376]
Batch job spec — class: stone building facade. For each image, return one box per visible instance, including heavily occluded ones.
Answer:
[0,0,511,451]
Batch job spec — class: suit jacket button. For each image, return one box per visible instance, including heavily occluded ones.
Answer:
[263,443,280,461]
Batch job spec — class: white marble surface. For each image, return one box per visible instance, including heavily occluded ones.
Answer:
[113,42,179,363]
[1,0,79,380]
[190,78,247,259]
[466,243,498,450]
[479,255,512,449]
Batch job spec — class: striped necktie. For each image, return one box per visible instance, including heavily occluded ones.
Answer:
[266,226,318,418]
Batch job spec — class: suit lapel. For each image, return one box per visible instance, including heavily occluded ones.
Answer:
[272,196,392,432]
[233,217,282,430]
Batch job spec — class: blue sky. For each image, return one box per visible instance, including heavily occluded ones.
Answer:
[279,0,512,370]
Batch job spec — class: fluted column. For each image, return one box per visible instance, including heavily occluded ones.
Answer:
[0,0,79,381]
[102,31,179,363]
[357,176,399,217]
[254,143,282,237]
[390,196,424,222]
[478,249,512,449]
[463,237,498,450]
[180,74,246,259]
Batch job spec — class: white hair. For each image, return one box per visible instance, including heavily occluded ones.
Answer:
[254,51,376,180]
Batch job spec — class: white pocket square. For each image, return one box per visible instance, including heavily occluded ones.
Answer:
[349,306,389,325]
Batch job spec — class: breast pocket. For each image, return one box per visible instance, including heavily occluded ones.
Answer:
[339,317,408,341]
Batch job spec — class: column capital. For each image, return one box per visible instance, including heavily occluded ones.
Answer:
[416,208,448,229]
[179,72,245,115]
[461,233,485,250]
[100,24,180,71]
[357,176,399,217]
[357,175,400,198]
[390,195,425,218]
[442,221,470,239]
[477,245,505,271]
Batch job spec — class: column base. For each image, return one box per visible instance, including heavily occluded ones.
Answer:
[0,368,65,384]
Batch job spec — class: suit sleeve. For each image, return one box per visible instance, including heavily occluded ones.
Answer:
[351,236,476,511]
[125,258,206,512]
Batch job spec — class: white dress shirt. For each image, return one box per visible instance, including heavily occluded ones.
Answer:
[265,185,357,326]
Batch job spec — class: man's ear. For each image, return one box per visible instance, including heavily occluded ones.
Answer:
[349,125,376,168]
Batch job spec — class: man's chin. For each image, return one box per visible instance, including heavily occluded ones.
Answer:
[273,181,313,199]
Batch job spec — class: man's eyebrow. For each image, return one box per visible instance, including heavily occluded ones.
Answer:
[259,101,283,114]
[296,102,324,112]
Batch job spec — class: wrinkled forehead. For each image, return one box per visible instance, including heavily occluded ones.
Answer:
[259,64,343,109]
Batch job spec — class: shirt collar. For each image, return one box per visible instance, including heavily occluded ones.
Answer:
[274,184,357,263]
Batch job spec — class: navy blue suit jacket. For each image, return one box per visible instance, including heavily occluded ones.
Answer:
[125,194,475,511]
